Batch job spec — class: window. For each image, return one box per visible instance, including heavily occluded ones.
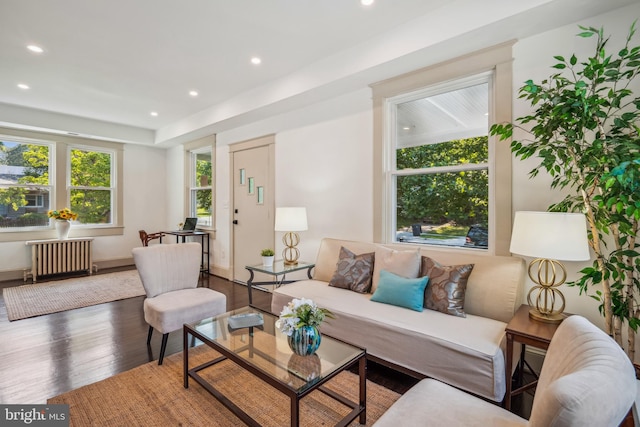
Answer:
[391,78,490,249]
[25,194,44,207]
[69,147,114,224]
[371,43,514,255]
[189,147,212,227]
[0,139,51,229]
[0,129,124,241]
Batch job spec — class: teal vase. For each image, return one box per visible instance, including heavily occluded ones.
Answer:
[288,326,321,356]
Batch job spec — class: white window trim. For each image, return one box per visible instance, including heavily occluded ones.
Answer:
[184,134,216,234]
[0,127,124,242]
[371,41,514,255]
[67,143,117,227]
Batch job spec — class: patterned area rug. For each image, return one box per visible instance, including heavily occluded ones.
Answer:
[3,269,144,321]
[48,345,400,426]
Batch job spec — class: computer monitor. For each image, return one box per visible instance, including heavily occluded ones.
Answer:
[183,217,198,231]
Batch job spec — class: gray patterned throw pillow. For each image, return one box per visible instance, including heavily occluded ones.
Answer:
[421,256,474,318]
[328,246,375,293]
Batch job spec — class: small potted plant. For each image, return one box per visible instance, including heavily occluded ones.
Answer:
[261,248,275,267]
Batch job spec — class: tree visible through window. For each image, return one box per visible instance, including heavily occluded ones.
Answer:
[70,148,113,224]
[391,80,490,249]
[0,140,51,228]
[190,149,212,227]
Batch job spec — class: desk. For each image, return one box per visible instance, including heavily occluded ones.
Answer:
[161,230,210,274]
[245,260,314,305]
[504,304,566,410]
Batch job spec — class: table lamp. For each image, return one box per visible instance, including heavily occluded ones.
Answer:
[275,207,308,265]
[510,211,590,324]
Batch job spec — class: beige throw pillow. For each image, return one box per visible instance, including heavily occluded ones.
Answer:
[371,246,421,293]
[328,246,375,293]
[421,256,474,318]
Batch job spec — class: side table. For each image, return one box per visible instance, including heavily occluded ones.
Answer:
[504,304,567,411]
[245,260,314,305]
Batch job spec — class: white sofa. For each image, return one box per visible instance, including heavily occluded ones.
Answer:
[271,237,525,402]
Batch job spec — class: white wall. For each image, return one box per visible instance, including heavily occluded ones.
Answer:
[211,88,373,276]
[1,143,168,276]
[205,4,640,341]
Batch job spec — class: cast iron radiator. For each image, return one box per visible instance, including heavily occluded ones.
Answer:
[25,238,96,283]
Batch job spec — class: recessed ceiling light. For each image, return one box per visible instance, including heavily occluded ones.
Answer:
[251,57,262,65]
[150,111,158,117]
[361,0,374,5]
[17,83,30,90]
[26,44,44,54]
[403,127,411,130]
[189,90,198,97]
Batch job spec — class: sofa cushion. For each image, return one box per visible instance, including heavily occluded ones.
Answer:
[371,246,421,293]
[272,280,509,401]
[421,256,474,318]
[370,270,429,311]
[311,237,526,323]
[328,246,375,293]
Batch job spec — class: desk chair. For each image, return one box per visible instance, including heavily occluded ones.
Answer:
[132,242,226,364]
[139,230,164,246]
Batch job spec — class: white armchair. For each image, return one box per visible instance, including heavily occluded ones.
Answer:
[132,242,226,365]
[373,315,635,427]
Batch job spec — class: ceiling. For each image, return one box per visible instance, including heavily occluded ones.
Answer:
[0,0,636,147]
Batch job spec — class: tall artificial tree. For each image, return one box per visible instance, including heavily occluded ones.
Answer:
[491,23,640,362]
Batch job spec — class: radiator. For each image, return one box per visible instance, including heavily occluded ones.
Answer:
[25,238,95,283]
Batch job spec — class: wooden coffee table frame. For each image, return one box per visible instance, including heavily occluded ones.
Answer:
[183,323,366,427]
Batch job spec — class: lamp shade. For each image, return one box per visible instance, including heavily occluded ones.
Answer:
[510,211,590,261]
[274,207,308,232]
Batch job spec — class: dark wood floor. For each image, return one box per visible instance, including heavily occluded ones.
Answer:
[0,268,532,417]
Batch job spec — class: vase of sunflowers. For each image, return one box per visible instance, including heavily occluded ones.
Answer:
[48,208,78,240]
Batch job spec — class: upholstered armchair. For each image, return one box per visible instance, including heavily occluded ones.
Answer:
[132,242,226,364]
[373,315,636,427]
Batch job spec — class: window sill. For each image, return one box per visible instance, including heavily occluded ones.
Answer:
[0,226,124,243]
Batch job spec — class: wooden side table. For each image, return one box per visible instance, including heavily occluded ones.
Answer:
[504,304,566,410]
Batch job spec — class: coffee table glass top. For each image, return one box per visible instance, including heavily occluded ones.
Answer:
[245,260,314,275]
[187,306,363,394]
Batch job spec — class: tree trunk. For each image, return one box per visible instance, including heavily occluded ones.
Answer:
[580,187,614,336]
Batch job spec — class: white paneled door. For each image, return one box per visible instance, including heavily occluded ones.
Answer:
[231,138,274,283]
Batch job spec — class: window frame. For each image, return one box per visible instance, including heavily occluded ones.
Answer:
[371,42,514,255]
[67,144,116,227]
[387,74,491,249]
[184,134,216,233]
[0,127,124,242]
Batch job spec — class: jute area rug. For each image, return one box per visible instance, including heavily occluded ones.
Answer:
[3,269,144,321]
[48,345,400,426]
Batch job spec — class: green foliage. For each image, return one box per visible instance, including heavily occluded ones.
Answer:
[261,248,275,256]
[396,137,488,227]
[0,187,27,212]
[490,23,640,346]
[70,149,111,224]
[0,143,49,213]
[195,157,212,214]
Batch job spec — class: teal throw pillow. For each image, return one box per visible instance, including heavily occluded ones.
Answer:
[370,269,429,312]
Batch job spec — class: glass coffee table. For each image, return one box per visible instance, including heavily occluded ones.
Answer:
[183,306,366,427]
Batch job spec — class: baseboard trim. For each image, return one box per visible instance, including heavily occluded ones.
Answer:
[1,257,135,283]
